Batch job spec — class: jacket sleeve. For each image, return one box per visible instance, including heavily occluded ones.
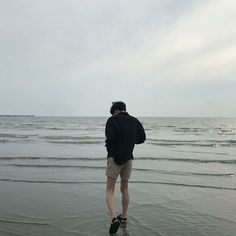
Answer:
[105,118,116,150]
[136,120,146,144]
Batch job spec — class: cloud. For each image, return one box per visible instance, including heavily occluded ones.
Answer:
[142,0,236,82]
[0,0,235,116]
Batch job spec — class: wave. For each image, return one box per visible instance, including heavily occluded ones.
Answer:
[4,164,105,169]
[0,139,9,143]
[1,156,236,164]
[2,133,236,148]
[47,140,104,145]
[147,139,236,147]
[41,135,104,140]
[46,127,65,130]
[173,127,209,133]
[0,134,38,144]
[0,156,105,161]
[0,178,235,191]
[176,150,232,156]
[40,135,105,144]
[173,127,236,134]
[130,181,236,191]
[0,139,36,143]
[136,157,236,164]
[134,168,235,177]
[4,164,235,177]
[0,134,104,140]
[0,134,30,138]
[0,139,36,144]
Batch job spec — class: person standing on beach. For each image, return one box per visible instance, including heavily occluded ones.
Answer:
[105,101,146,234]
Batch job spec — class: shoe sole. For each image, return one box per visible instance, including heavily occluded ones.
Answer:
[109,221,120,234]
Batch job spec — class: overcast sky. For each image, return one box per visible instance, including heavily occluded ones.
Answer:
[0,0,236,117]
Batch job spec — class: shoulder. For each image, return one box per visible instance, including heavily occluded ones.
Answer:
[129,115,140,123]
[106,116,117,125]
[125,115,143,127]
[106,116,114,124]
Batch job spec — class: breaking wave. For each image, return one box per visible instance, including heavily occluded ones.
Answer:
[147,139,236,147]
[1,156,236,164]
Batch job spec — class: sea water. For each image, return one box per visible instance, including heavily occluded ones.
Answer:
[0,116,236,236]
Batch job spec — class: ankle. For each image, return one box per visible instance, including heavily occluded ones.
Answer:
[117,214,127,221]
[112,216,119,222]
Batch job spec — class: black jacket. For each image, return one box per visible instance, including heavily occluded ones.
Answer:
[105,112,146,165]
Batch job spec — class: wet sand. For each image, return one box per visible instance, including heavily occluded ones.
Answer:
[1,180,236,236]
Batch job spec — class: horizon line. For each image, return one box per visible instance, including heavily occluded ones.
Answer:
[0,115,236,118]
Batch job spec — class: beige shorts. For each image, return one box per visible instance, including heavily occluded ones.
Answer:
[106,158,132,180]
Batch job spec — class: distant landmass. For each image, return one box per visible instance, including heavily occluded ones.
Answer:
[0,115,35,117]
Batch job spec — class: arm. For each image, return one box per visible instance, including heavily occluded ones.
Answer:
[105,118,116,150]
[136,120,146,144]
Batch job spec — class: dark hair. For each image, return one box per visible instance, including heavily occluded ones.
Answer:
[110,101,126,115]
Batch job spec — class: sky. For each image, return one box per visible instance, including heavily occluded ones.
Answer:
[0,0,236,117]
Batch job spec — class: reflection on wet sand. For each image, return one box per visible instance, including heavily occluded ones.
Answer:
[120,222,130,236]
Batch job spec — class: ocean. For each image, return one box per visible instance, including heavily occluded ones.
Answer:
[0,116,236,236]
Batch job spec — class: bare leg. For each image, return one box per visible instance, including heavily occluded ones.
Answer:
[120,179,129,218]
[106,176,117,219]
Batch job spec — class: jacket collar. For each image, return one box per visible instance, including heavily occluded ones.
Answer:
[117,111,129,116]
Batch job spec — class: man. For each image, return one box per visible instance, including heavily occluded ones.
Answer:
[105,101,146,234]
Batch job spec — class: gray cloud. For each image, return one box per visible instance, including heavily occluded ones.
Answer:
[0,0,235,116]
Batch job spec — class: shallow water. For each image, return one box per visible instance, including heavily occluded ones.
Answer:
[0,116,236,235]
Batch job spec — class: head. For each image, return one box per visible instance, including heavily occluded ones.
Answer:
[110,101,126,115]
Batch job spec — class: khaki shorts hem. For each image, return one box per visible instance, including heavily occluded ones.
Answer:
[106,158,132,180]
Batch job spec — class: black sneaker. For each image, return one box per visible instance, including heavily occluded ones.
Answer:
[109,217,120,235]
[117,214,127,224]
